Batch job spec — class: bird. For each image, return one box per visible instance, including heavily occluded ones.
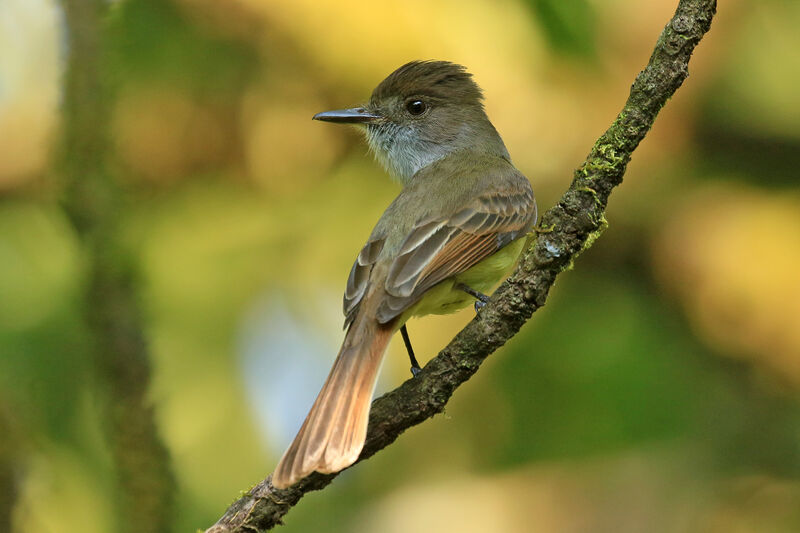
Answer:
[272,60,537,488]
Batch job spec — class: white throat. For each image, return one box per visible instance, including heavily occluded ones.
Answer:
[364,123,450,184]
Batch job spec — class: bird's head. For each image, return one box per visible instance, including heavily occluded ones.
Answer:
[313,61,509,183]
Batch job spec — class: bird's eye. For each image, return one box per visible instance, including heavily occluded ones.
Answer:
[406,99,427,116]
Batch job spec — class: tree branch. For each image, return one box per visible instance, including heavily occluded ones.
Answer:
[206,1,717,530]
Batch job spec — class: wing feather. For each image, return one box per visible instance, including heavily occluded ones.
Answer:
[375,188,536,323]
[343,237,385,328]
[343,166,536,328]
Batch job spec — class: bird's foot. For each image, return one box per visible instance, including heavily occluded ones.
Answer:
[457,283,490,314]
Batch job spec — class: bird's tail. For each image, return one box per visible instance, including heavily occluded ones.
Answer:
[272,313,393,488]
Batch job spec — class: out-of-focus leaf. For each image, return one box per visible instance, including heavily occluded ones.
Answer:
[696,126,800,188]
[107,0,256,92]
[490,269,800,475]
[491,272,702,465]
[654,186,800,387]
[0,203,94,443]
[697,2,800,187]
[701,2,800,142]
[523,0,597,58]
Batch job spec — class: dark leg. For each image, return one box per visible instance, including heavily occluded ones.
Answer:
[456,283,490,313]
[400,324,422,377]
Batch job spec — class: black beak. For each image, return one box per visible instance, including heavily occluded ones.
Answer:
[312,107,382,124]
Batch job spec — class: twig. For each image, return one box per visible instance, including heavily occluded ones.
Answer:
[206,1,717,530]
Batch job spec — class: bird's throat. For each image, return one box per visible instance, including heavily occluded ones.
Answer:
[364,123,455,185]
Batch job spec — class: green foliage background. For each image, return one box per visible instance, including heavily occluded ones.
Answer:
[1,0,799,531]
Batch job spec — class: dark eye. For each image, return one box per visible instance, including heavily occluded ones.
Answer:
[406,99,427,116]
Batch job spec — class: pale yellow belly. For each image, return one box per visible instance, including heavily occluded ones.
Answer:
[398,237,527,324]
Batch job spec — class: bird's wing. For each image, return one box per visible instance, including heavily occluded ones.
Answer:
[343,176,535,327]
[343,236,385,329]
[376,186,535,323]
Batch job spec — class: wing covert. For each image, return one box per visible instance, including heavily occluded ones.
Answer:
[343,236,385,328]
[376,187,535,323]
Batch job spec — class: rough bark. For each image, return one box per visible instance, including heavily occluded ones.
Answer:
[207,1,717,530]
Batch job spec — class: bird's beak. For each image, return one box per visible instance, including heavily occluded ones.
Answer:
[312,107,382,124]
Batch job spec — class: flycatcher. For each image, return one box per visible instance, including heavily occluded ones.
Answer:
[272,60,537,488]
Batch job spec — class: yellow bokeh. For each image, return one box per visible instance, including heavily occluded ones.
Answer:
[2,1,799,532]
[654,185,800,384]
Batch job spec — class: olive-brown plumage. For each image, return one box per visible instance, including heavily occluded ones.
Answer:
[272,61,536,488]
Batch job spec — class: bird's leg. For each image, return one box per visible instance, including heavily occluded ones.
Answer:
[456,282,490,313]
[400,324,422,377]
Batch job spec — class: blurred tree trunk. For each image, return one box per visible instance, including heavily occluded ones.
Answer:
[59,1,176,532]
[0,400,19,533]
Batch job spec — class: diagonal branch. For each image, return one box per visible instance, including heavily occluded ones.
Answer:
[206,1,717,530]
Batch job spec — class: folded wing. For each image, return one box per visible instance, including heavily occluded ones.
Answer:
[342,178,536,328]
[376,188,535,323]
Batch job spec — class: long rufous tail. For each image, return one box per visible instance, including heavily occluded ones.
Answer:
[272,313,393,488]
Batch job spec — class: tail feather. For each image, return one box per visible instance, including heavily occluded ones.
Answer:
[272,315,393,488]
[302,345,359,468]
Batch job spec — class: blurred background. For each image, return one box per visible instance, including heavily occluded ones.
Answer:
[1,0,799,531]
